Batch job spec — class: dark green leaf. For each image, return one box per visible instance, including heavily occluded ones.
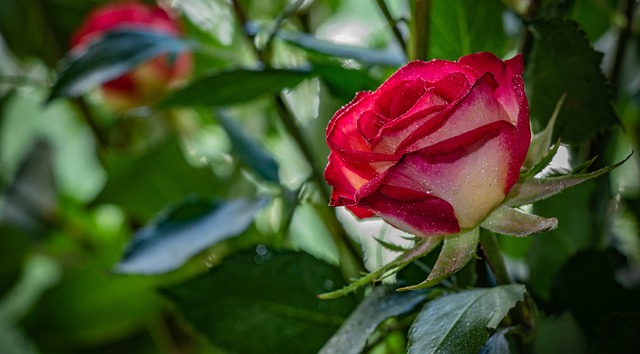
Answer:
[93,138,224,221]
[532,312,586,354]
[0,140,56,234]
[430,0,510,60]
[408,285,526,354]
[22,265,161,346]
[525,19,618,143]
[481,206,558,237]
[479,327,519,354]
[158,68,311,108]
[319,285,427,354]
[399,227,479,291]
[589,312,640,354]
[526,183,597,300]
[571,0,620,42]
[115,197,268,274]
[550,251,640,335]
[216,110,279,183]
[0,0,87,67]
[0,224,31,296]
[311,61,380,100]
[277,30,405,66]
[49,29,191,101]
[162,249,358,354]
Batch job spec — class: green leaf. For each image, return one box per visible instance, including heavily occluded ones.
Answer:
[277,30,405,67]
[506,154,631,207]
[0,224,31,297]
[399,227,479,291]
[158,68,311,108]
[571,0,621,42]
[162,249,358,354]
[407,284,526,354]
[216,110,279,183]
[0,140,56,234]
[481,206,558,237]
[21,262,161,345]
[319,285,427,354]
[48,29,191,101]
[479,327,519,354]
[525,19,618,143]
[430,0,510,60]
[93,138,224,221]
[532,312,587,354]
[311,61,380,100]
[115,197,267,274]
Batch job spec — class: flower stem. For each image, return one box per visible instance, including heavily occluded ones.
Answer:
[230,0,365,276]
[479,229,535,339]
[375,0,406,53]
[479,229,511,285]
[410,0,431,60]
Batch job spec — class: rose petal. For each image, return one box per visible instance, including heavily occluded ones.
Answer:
[325,152,375,205]
[369,88,448,153]
[398,73,510,153]
[358,191,460,236]
[346,205,375,218]
[375,80,428,119]
[458,53,523,125]
[378,60,479,91]
[383,122,515,228]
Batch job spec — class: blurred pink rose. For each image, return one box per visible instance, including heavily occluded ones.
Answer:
[71,1,192,109]
[325,52,531,236]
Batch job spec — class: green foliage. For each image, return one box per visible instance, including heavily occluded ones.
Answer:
[319,285,427,354]
[0,225,30,296]
[0,0,637,352]
[115,197,268,274]
[159,68,312,108]
[49,29,191,101]
[93,138,224,221]
[407,285,526,354]
[163,248,358,354]
[216,110,280,183]
[429,0,510,60]
[525,19,618,143]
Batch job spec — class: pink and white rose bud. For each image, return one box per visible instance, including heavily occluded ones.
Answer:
[70,1,192,110]
[324,52,531,236]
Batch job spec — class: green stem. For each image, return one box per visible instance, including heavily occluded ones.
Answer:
[410,0,431,60]
[479,230,535,339]
[375,0,407,53]
[230,0,365,276]
[479,230,511,285]
[72,97,107,164]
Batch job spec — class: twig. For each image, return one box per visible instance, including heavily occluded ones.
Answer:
[375,0,407,52]
[229,0,365,274]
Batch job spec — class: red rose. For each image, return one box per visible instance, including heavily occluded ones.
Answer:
[324,52,530,236]
[70,1,192,109]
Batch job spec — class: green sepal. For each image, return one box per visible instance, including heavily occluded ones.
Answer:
[318,236,442,299]
[481,205,558,237]
[398,227,479,291]
[523,93,566,169]
[506,154,632,207]
[521,138,561,179]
